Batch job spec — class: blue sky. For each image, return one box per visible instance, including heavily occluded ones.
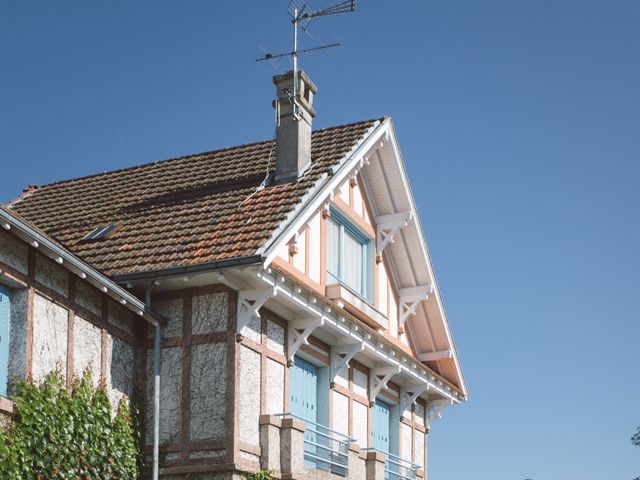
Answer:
[1,1,639,479]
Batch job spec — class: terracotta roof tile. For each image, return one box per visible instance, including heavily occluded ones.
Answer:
[10,119,380,277]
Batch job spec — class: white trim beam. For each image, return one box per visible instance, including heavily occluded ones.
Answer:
[418,350,453,362]
[237,287,277,334]
[375,211,412,256]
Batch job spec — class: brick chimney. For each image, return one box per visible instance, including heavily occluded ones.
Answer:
[273,70,318,184]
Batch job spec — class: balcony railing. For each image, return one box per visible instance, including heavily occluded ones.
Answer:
[275,413,355,477]
[362,448,419,480]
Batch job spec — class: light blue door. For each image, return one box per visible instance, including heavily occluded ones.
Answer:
[290,356,318,468]
[0,286,10,397]
[372,399,390,453]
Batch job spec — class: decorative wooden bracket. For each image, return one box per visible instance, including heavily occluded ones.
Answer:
[287,317,324,363]
[369,365,401,404]
[426,399,452,427]
[375,211,412,256]
[398,285,434,330]
[330,342,365,383]
[237,287,277,334]
[399,383,430,420]
[322,201,331,219]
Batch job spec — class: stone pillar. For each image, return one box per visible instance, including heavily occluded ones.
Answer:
[417,468,426,479]
[280,417,306,479]
[347,443,366,480]
[364,451,386,480]
[0,398,13,430]
[259,415,282,473]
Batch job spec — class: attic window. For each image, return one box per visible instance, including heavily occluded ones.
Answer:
[81,224,118,242]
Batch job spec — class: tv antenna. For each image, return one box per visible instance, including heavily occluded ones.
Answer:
[256,0,356,116]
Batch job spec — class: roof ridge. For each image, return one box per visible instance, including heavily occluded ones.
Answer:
[14,117,386,197]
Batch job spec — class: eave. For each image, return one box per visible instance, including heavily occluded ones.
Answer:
[0,207,160,327]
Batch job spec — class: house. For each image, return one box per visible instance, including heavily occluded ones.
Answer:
[0,70,467,480]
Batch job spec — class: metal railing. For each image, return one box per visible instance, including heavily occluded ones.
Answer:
[275,413,355,477]
[362,448,420,480]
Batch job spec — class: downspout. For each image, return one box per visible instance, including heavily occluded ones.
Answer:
[145,284,160,480]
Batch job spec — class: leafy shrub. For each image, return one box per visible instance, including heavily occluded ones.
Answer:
[0,371,140,479]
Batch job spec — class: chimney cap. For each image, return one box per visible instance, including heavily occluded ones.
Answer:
[273,69,318,95]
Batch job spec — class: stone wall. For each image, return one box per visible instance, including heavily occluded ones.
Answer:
[329,359,372,449]
[235,308,288,472]
[145,285,236,474]
[0,231,141,420]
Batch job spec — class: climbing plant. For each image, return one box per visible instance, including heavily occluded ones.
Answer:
[0,371,140,479]
[243,470,275,480]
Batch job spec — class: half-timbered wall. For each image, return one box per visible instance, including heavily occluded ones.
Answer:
[145,285,236,470]
[273,173,411,350]
[0,229,140,422]
[230,301,429,471]
[235,309,288,470]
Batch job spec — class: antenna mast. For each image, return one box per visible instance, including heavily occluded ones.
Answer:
[257,0,356,119]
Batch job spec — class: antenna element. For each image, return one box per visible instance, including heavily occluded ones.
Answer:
[256,0,356,120]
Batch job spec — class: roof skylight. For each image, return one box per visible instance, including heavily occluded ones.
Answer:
[82,224,118,241]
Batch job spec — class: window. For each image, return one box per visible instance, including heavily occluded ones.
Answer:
[327,209,371,300]
[0,285,10,397]
[81,224,118,242]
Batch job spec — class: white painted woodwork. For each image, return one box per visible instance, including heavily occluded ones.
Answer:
[330,342,365,383]
[375,211,412,256]
[398,285,434,329]
[292,230,306,273]
[287,317,324,362]
[389,293,398,336]
[378,261,389,317]
[399,383,430,420]
[418,350,453,362]
[353,181,364,217]
[308,212,321,283]
[339,179,349,204]
[236,287,277,334]
[369,365,401,401]
[276,241,289,262]
[255,267,462,404]
[426,399,452,427]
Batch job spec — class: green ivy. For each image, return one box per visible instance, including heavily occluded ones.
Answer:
[0,371,140,479]
[243,470,275,480]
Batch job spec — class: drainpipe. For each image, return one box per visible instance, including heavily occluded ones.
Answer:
[145,285,160,480]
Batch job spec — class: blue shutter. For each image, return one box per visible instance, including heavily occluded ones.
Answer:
[290,356,319,468]
[372,399,390,453]
[0,286,10,397]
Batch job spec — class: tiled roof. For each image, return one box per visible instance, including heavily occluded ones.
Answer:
[10,119,380,277]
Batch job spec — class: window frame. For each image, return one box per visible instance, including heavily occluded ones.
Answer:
[326,208,373,302]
